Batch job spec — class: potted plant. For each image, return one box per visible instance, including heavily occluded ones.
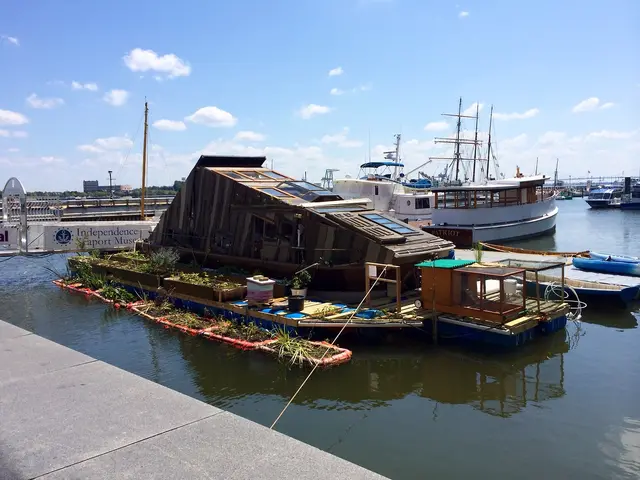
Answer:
[289,270,312,298]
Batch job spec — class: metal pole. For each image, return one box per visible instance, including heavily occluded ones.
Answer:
[108,170,114,199]
[141,101,149,220]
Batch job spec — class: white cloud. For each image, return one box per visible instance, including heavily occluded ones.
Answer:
[572,97,614,113]
[462,102,484,116]
[1,35,19,46]
[123,48,191,78]
[0,129,28,138]
[7,148,20,152]
[26,93,64,109]
[0,109,29,125]
[321,128,363,148]
[103,89,129,106]
[71,81,98,91]
[353,83,372,92]
[185,106,237,127]
[459,11,469,17]
[234,131,266,142]
[587,129,638,140]
[492,129,640,179]
[40,156,65,165]
[328,66,344,77]
[152,119,187,131]
[298,104,332,119]
[330,88,344,96]
[493,108,540,121]
[77,135,133,154]
[424,121,449,131]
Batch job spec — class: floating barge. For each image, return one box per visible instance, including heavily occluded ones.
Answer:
[68,254,570,348]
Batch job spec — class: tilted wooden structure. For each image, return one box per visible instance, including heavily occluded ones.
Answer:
[148,155,455,290]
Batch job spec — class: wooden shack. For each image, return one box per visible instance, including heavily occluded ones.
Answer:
[417,259,528,323]
[147,155,455,290]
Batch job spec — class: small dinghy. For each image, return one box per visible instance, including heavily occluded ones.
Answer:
[526,273,640,307]
[573,257,640,277]
[590,252,640,264]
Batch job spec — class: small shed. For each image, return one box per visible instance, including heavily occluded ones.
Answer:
[417,260,528,323]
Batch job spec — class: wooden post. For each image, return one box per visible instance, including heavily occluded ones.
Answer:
[535,271,541,312]
[395,266,401,314]
[364,263,372,308]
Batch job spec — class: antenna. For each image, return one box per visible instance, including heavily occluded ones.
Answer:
[485,105,493,181]
[535,157,539,175]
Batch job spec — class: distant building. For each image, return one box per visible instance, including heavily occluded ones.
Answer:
[83,180,123,193]
[120,185,133,192]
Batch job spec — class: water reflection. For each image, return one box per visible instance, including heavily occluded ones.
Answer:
[180,333,569,418]
[581,308,639,330]
[601,417,640,479]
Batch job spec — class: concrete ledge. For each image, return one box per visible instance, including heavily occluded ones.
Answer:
[0,321,385,479]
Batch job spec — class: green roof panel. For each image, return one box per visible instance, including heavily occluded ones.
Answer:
[415,259,476,269]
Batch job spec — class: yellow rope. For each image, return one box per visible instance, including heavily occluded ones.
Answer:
[270,265,389,430]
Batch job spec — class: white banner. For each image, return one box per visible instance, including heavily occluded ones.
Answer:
[42,222,155,251]
[0,224,19,250]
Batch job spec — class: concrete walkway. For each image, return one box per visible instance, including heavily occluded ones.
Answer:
[0,320,385,479]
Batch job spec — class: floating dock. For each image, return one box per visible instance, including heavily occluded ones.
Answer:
[455,249,640,289]
[0,320,385,479]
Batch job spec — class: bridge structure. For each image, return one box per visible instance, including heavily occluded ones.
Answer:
[1,177,160,256]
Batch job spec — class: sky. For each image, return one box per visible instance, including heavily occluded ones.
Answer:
[0,0,639,191]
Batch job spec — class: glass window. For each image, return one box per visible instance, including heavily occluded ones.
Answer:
[262,171,289,180]
[236,170,273,180]
[361,213,416,235]
[221,171,245,179]
[415,197,430,209]
[259,188,290,197]
[312,206,366,213]
[290,181,325,191]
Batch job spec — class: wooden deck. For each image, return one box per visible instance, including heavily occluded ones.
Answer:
[115,277,567,334]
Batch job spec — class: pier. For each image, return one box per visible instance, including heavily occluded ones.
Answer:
[0,319,385,479]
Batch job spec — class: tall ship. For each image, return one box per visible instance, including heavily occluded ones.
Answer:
[331,134,436,222]
[421,98,558,247]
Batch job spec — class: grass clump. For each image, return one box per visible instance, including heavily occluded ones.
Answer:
[176,272,242,290]
[100,284,136,304]
[215,319,272,342]
[271,327,331,366]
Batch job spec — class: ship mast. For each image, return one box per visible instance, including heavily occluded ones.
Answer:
[383,133,402,181]
[140,101,149,220]
[485,105,493,180]
[431,97,482,183]
[472,102,480,182]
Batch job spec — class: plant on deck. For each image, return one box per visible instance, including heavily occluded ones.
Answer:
[473,242,484,263]
[74,261,107,290]
[176,272,242,290]
[139,248,179,276]
[110,250,149,261]
[290,270,312,290]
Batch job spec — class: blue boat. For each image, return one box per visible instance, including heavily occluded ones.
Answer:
[526,276,640,308]
[573,257,640,277]
[590,252,640,264]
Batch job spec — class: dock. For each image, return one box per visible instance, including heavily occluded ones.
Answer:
[0,320,385,479]
[455,249,640,288]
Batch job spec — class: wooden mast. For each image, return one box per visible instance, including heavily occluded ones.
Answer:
[472,102,480,182]
[485,105,493,180]
[140,101,149,220]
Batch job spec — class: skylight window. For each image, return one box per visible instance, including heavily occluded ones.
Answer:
[258,188,291,198]
[361,213,416,235]
[236,170,274,180]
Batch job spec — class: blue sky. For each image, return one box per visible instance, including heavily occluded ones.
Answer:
[1,0,638,191]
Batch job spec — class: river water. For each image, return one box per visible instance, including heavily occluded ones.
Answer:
[2,200,640,479]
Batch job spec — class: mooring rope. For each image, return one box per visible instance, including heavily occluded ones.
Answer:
[270,265,389,430]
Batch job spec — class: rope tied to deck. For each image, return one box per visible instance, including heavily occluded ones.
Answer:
[270,265,389,430]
